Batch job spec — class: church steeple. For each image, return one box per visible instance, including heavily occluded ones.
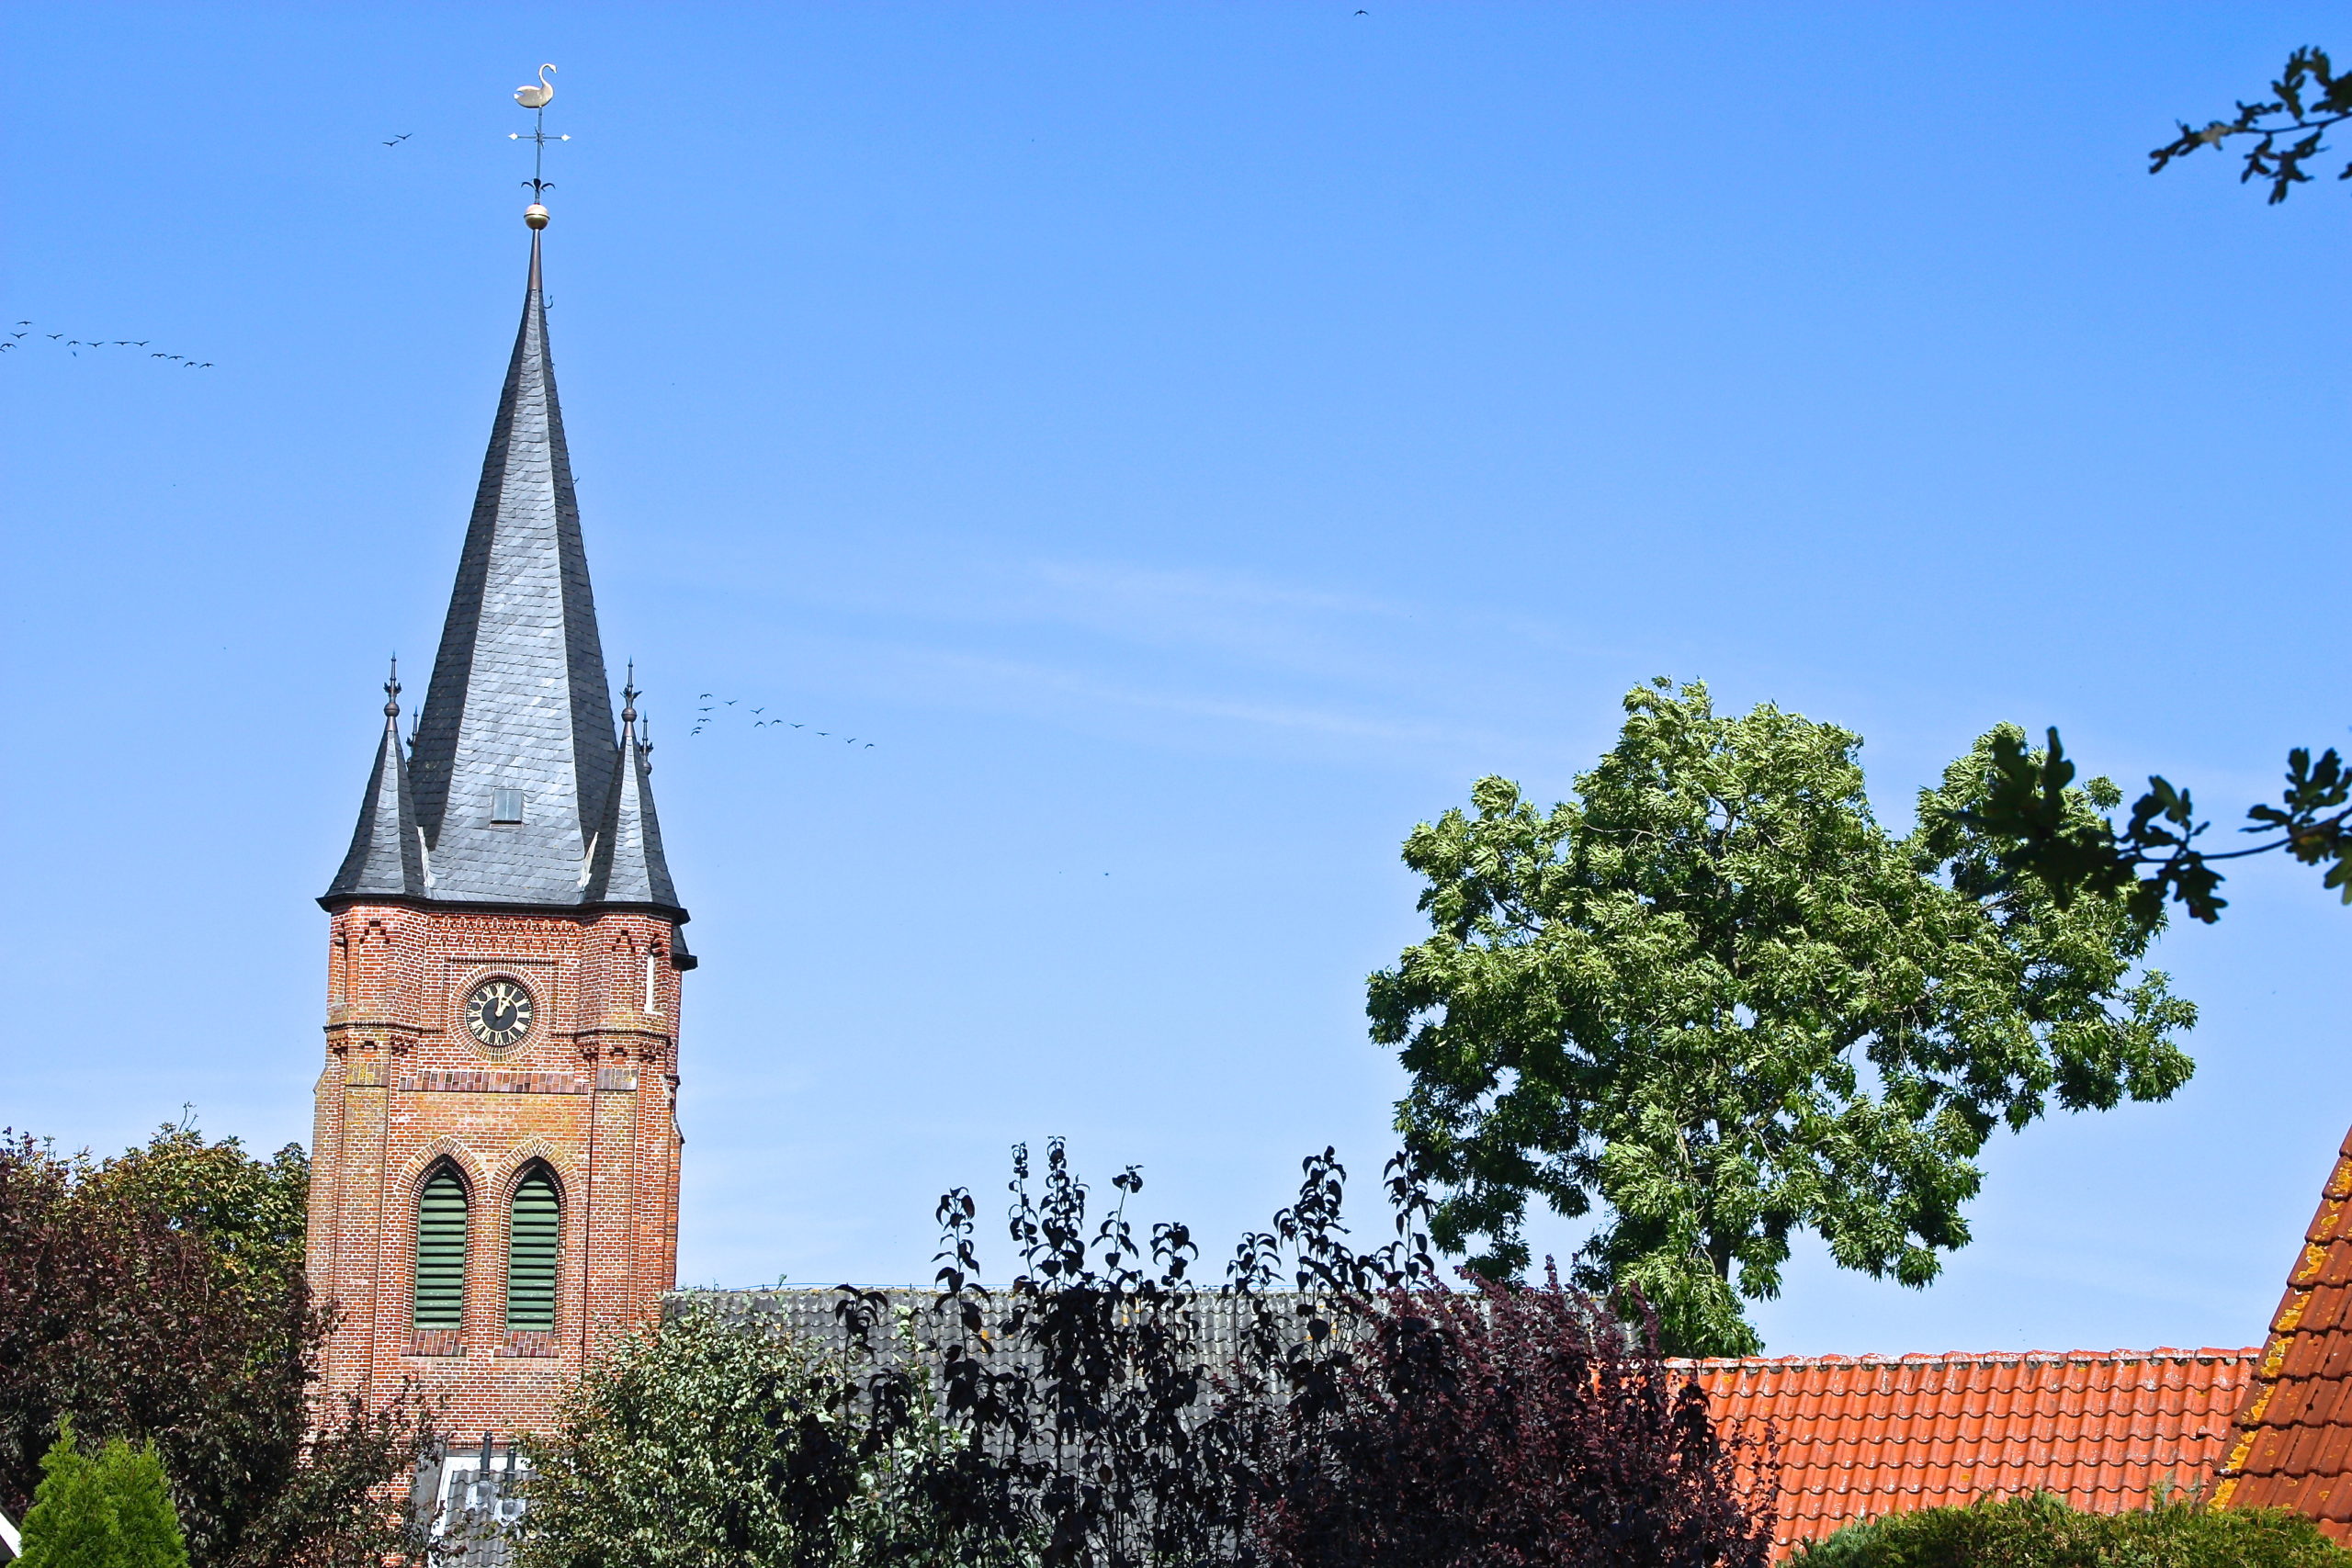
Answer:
[326,232,682,919]
[310,76,689,1467]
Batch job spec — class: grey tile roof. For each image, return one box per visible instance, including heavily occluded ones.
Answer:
[326,234,683,919]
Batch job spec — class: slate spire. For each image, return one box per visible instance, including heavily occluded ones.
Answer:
[326,660,426,898]
[325,232,683,918]
[589,671,680,909]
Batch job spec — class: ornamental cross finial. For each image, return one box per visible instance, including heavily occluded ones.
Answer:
[508,63,569,229]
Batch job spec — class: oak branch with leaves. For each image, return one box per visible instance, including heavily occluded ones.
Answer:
[1971,48,2352,923]
[1368,682,2193,1357]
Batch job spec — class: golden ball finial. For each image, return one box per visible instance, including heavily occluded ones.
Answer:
[525,203,550,230]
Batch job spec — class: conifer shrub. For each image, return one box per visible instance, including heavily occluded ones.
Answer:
[18,1420,190,1568]
[1792,1491,2352,1567]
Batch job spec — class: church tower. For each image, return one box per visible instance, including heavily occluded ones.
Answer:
[308,220,689,1440]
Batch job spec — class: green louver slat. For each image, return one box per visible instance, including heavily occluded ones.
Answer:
[505,1169,560,1331]
[414,1169,468,1330]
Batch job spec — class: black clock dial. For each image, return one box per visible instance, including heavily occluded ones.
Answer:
[464,979,535,1048]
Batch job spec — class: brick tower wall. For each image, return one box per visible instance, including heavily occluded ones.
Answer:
[307,899,685,1438]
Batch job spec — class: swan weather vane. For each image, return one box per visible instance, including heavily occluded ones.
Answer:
[508,63,568,230]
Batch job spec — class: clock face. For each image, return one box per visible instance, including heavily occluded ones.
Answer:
[464,979,535,1049]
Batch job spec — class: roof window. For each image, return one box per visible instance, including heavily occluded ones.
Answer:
[491,789,526,825]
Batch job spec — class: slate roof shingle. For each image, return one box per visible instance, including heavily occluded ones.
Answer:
[326,694,424,899]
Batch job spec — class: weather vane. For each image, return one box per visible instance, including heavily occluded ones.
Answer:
[508,63,567,230]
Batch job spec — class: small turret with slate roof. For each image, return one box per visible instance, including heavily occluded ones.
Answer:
[328,660,426,898]
[322,231,684,923]
[587,671,681,909]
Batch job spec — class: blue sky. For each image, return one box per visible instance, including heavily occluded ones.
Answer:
[6,3,2349,1356]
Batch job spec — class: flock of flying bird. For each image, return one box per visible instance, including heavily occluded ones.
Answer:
[689,696,876,749]
[6,113,425,368]
[2,322,214,367]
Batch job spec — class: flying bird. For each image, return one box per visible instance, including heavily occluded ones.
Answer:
[383,133,412,146]
[514,63,557,110]
[46,333,62,340]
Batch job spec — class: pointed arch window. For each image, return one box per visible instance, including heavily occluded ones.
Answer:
[414,1166,469,1331]
[505,1165,560,1332]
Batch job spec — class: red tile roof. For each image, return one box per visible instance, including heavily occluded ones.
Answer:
[1682,1348,2259,1557]
[2215,1123,2352,1535]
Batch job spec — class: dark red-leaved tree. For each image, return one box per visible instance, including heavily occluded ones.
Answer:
[0,1132,435,1568]
[1250,1261,1775,1568]
[825,1145,1776,1568]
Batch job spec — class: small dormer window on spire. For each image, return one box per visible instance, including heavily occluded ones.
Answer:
[491,789,526,825]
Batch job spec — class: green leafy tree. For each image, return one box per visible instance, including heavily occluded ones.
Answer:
[19,1421,190,1568]
[1368,682,2194,1355]
[514,1305,971,1568]
[80,1120,308,1306]
[0,1130,434,1568]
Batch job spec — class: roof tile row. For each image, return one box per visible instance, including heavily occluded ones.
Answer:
[1683,1348,2258,1557]
[2217,1124,2352,1537]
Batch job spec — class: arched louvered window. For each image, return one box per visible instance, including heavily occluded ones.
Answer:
[505,1166,560,1331]
[414,1166,469,1330]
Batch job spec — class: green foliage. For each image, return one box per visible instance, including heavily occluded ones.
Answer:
[2152,47,2352,203]
[80,1121,309,1307]
[0,1130,434,1568]
[513,1305,978,1568]
[19,1421,190,1568]
[522,1147,1772,1568]
[1368,682,2194,1356]
[1961,727,2352,927]
[1793,1491,2352,1567]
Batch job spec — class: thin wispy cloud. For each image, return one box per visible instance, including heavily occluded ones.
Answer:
[666,543,1619,774]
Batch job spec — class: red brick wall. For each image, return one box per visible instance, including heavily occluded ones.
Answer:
[308,900,684,1438]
